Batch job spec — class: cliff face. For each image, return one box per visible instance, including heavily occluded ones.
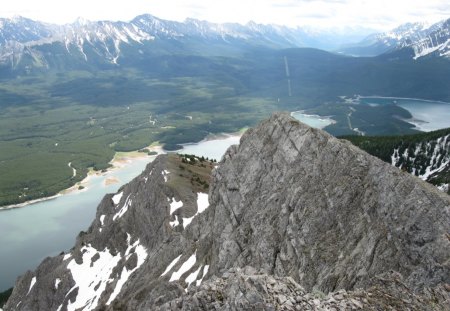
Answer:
[5,113,450,310]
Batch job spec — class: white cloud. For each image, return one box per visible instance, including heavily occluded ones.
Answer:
[0,0,448,31]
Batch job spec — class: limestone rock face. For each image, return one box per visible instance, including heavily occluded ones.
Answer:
[208,113,450,292]
[5,113,450,310]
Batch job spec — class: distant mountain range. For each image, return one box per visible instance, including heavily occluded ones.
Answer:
[0,15,449,76]
[0,14,449,208]
[340,18,450,58]
[0,15,372,73]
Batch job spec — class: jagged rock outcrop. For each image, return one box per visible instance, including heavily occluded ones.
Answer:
[156,267,450,311]
[5,113,450,310]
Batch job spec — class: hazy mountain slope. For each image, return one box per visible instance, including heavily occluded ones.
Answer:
[0,15,305,74]
[5,113,450,310]
[408,19,450,59]
[339,19,449,57]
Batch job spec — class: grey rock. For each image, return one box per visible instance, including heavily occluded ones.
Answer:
[207,113,450,293]
[5,113,450,310]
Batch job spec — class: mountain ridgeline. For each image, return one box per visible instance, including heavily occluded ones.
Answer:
[0,14,362,75]
[343,127,450,194]
[5,114,450,310]
[339,18,450,58]
[1,15,450,207]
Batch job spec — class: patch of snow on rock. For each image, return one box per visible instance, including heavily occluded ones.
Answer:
[27,277,36,295]
[162,169,170,182]
[197,265,209,286]
[160,255,182,277]
[196,193,209,213]
[112,191,123,205]
[66,245,121,311]
[113,194,132,221]
[169,252,197,282]
[185,266,202,287]
[170,198,183,214]
[99,215,105,226]
[183,215,195,228]
[182,193,209,228]
[170,215,180,227]
[106,234,148,305]
[437,183,449,193]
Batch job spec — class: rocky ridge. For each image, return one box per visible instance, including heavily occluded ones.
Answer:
[339,18,450,58]
[5,113,450,310]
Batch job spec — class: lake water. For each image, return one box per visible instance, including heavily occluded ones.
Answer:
[291,111,335,129]
[360,97,450,131]
[177,135,241,160]
[0,112,329,291]
[0,136,241,291]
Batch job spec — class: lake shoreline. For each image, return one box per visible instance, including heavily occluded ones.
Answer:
[0,131,246,291]
[291,110,336,128]
[0,145,164,211]
[358,96,450,132]
[359,96,450,105]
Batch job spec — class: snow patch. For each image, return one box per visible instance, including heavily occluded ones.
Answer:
[66,245,121,311]
[65,233,147,311]
[183,215,195,228]
[112,191,123,205]
[55,278,61,290]
[185,266,202,287]
[99,215,105,226]
[390,135,449,181]
[113,194,132,221]
[437,183,449,193]
[197,265,209,286]
[182,193,209,229]
[99,215,106,232]
[170,215,180,227]
[63,253,72,261]
[106,234,148,305]
[170,198,183,214]
[196,193,209,213]
[160,254,182,277]
[162,170,170,182]
[169,252,197,282]
[27,277,36,295]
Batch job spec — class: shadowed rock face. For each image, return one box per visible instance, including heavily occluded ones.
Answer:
[5,113,450,310]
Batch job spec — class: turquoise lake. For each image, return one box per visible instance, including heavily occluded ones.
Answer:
[291,111,335,129]
[360,97,450,131]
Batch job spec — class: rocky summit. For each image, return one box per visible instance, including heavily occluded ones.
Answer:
[5,113,450,310]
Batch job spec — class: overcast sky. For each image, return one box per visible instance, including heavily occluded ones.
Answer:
[1,0,449,31]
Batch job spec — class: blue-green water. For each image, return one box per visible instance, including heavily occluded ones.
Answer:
[0,137,241,291]
[291,111,335,129]
[0,156,154,291]
[360,97,450,131]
